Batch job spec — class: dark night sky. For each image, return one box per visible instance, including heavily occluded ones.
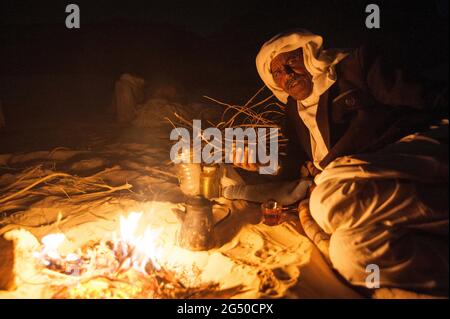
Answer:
[0,0,448,126]
[1,1,268,35]
[2,0,447,34]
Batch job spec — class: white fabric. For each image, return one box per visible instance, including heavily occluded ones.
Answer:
[255,29,349,104]
[220,165,312,206]
[222,178,312,206]
[296,102,329,169]
[309,125,449,291]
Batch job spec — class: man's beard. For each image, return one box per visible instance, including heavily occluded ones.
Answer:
[286,74,309,90]
[286,75,312,99]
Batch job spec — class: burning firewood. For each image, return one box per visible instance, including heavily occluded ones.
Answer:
[30,212,246,299]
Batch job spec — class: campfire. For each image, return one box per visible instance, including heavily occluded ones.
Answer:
[25,210,244,299]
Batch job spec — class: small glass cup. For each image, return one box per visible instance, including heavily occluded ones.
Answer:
[261,199,282,226]
[175,150,201,196]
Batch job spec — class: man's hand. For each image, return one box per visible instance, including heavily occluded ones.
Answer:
[300,161,319,198]
[230,143,259,172]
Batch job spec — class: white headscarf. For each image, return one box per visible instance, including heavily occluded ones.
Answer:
[256,29,350,104]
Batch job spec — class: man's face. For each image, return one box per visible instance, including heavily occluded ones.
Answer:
[270,48,313,101]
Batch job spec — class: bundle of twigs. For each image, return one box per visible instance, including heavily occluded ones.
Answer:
[212,86,285,131]
[165,86,289,161]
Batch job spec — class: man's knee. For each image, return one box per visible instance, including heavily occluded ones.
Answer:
[309,180,353,234]
[329,228,450,290]
[309,181,331,232]
[328,230,368,285]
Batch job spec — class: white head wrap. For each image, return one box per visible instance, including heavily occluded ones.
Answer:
[256,29,350,104]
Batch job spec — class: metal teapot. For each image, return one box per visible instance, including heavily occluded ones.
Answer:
[173,196,229,251]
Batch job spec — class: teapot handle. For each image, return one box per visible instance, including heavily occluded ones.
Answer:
[213,207,231,227]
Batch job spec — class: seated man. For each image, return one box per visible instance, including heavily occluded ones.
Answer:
[256,29,447,172]
[242,29,448,294]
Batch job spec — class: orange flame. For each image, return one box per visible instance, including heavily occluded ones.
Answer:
[36,211,164,275]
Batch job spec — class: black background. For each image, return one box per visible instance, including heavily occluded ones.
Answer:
[0,299,448,315]
[1,0,448,127]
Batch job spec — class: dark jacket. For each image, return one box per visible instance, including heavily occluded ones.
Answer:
[283,46,448,172]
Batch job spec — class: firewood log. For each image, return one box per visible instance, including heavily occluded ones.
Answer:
[0,236,15,290]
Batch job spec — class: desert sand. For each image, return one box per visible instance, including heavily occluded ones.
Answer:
[0,99,364,299]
